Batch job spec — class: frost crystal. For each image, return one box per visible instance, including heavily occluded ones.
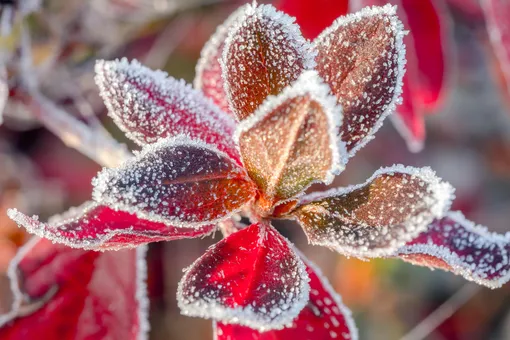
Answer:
[396,211,510,289]
[314,4,406,156]
[7,202,215,251]
[236,71,347,213]
[95,59,239,161]
[293,165,454,258]
[221,2,316,120]
[92,135,256,228]
[178,223,310,331]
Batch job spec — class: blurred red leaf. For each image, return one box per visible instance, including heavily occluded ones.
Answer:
[0,238,147,339]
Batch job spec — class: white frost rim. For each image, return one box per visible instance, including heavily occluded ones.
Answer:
[296,164,455,259]
[396,210,510,289]
[314,4,408,158]
[177,224,310,332]
[92,134,255,229]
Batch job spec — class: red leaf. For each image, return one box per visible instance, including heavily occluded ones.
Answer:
[92,136,257,227]
[484,0,510,93]
[292,165,454,258]
[177,223,310,331]
[391,81,426,153]
[7,202,214,250]
[314,5,406,156]
[194,5,248,116]
[395,211,510,289]
[0,238,148,339]
[277,0,349,39]
[221,3,315,121]
[400,0,448,110]
[95,59,239,162]
[214,249,358,340]
[237,71,346,214]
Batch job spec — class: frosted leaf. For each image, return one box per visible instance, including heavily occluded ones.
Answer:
[95,59,239,161]
[483,0,510,91]
[314,5,406,157]
[292,165,455,258]
[237,71,347,214]
[7,202,215,251]
[395,211,510,289]
[221,2,316,121]
[0,238,148,340]
[214,247,358,340]
[177,222,310,331]
[194,5,249,115]
[92,135,257,228]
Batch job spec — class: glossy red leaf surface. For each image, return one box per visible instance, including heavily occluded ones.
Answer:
[214,249,357,340]
[221,3,315,121]
[484,0,510,92]
[237,71,346,214]
[92,136,257,228]
[292,165,454,258]
[314,5,406,156]
[95,59,239,161]
[178,223,310,331]
[0,238,148,339]
[277,0,348,39]
[7,202,214,250]
[194,5,248,116]
[396,211,510,288]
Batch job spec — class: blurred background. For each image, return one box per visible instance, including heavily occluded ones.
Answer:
[1,0,510,339]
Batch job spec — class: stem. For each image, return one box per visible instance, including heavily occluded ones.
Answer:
[400,284,480,340]
[19,22,131,168]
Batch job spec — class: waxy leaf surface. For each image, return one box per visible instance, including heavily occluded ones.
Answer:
[194,5,248,115]
[396,211,510,288]
[222,3,315,120]
[7,202,214,250]
[178,223,310,331]
[214,249,358,340]
[0,238,148,340]
[292,165,454,258]
[237,71,345,213]
[95,59,239,161]
[93,136,257,228]
[314,5,405,156]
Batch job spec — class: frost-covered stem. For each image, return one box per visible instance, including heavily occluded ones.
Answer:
[400,284,480,340]
[19,23,131,168]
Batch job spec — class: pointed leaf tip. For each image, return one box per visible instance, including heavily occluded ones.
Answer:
[314,4,406,156]
[92,136,257,228]
[178,223,310,331]
[396,211,510,289]
[221,3,316,121]
[293,165,454,258]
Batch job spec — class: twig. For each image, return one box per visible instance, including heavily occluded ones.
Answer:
[400,284,481,340]
[19,23,131,168]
